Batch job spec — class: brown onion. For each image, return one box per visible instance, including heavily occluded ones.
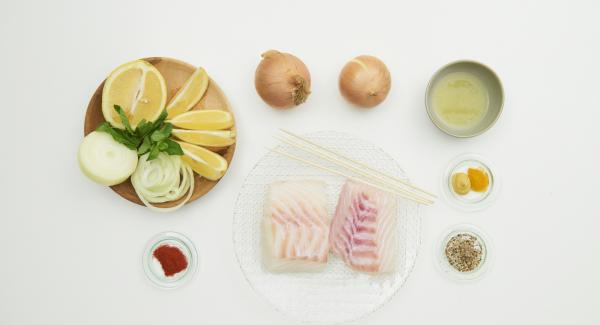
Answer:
[255,50,311,109]
[339,55,391,108]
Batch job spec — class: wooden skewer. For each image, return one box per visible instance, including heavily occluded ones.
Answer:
[268,147,433,205]
[274,134,430,201]
[278,129,436,199]
[277,129,437,200]
[274,135,433,204]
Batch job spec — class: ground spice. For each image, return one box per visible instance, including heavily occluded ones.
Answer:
[153,245,188,277]
[445,233,483,272]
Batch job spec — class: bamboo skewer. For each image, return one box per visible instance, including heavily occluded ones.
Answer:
[268,148,433,205]
[278,129,436,200]
[275,129,436,202]
[275,134,433,202]
[273,136,434,205]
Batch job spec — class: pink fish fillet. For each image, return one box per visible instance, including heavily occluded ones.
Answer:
[329,180,398,274]
[263,180,330,272]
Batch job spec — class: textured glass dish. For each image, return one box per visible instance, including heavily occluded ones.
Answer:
[436,224,492,282]
[442,153,499,211]
[143,231,198,289]
[233,131,421,323]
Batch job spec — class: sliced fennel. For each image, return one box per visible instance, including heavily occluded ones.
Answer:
[78,131,138,186]
[131,153,194,212]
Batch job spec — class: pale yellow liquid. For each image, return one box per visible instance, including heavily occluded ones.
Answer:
[431,72,489,130]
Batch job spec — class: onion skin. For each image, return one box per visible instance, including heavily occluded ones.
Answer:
[339,55,391,108]
[255,50,311,109]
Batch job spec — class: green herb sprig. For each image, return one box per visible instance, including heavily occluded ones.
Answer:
[96,105,183,160]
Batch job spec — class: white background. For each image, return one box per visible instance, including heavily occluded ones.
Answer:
[1,0,599,324]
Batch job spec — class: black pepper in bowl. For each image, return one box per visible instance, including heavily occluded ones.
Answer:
[445,233,483,272]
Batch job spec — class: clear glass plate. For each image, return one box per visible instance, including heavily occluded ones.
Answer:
[232,131,421,323]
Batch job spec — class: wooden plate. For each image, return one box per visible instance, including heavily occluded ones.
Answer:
[84,57,236,208]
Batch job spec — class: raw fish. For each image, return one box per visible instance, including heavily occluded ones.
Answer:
[263,180,330,272]
[329,180,398,273]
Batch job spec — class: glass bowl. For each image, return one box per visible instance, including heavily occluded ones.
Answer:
[441,153,499,211]
[143,231,198,289]
[435,224,492,282]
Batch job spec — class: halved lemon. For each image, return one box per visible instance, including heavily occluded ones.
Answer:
[168,110,234,130]
[172,129,236,147]
[102,60,167,129]
[178,141,228,181]
[166,67,209,118]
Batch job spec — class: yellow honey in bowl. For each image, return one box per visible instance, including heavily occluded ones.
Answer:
[431,72,489,130]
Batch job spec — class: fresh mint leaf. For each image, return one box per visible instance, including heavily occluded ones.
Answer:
[138,136,152,155]
[147,143,160,161]
[136,119,154,138]
[158,141,168,151]
[113,105,134,134]
[95,122,139,150]
[95,122,112,134]
[150,123,172,142]
[151,110,168,130]
[95,108,183,159]
[163,139,184,156]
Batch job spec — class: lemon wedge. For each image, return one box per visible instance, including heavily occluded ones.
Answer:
[172,129,236,147]
[102,60,167,129]
[166,67,209,118]
[168,110,234,130]
[178,141,228,181]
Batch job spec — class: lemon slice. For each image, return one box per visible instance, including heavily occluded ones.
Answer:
[178,141,228,181]
[172,129,236,147]
[102,60,167,129]
[168,110,234,130]
[166,67,209,118]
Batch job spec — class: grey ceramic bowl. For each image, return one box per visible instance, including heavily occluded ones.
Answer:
[425,60,504,137]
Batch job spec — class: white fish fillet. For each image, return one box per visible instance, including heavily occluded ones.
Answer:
[329,180,398,274]
[263,180,330,272]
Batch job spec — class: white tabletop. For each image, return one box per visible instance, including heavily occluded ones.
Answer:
[1,0,599,324]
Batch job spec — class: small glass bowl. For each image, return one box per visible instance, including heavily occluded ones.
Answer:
[435,224,492,282]
[441,153,499,211]
[143,231,198,289]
